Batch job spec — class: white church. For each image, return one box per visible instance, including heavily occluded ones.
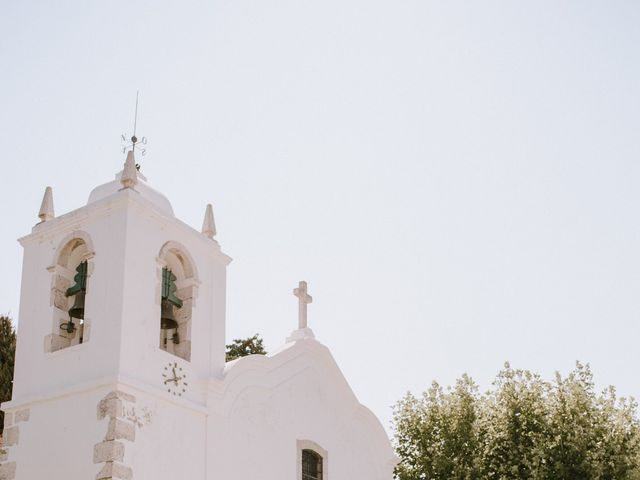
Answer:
[0,148,397,479]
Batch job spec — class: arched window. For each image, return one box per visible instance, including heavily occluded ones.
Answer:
[158,242,198,361]
[46,233,94,352]
[302,450,323,480]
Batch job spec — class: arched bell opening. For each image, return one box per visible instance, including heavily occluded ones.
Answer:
[46,233,94,352]
[157,242,198,362]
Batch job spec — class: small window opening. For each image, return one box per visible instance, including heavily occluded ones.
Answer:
[302,449,323,480]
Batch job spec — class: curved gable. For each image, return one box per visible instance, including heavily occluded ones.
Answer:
[207,338,397,479]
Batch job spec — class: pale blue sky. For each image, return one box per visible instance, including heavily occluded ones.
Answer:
[1,1,639,431]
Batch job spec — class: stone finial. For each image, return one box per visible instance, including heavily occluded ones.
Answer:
[121,151,138,189]
[38,186,55,222]
[201,204,217,239]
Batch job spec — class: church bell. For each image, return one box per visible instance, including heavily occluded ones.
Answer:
[63,260,88,334]
[160,268,183,344]
[68,289,86,320]
[160,298,179,331]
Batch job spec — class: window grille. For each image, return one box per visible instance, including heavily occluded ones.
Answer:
[302,449,323,480]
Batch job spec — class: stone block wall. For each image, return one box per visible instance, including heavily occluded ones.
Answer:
[0,408,30,480]
[94,391,138,480]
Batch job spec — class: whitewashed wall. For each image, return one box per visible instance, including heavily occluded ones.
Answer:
[3,169,396,480]
[208,339,398,480]
[5,387,109,479]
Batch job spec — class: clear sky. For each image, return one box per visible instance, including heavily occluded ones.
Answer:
[1,1,639,433]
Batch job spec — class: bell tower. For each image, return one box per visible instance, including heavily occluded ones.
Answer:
[2,150,231,480]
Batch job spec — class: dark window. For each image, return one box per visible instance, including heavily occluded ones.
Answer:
[302,449,322,480]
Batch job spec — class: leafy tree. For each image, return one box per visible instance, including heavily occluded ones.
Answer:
[225,334,266,362]
[0,316,16,435]
[544,363,640,479]
[393,362,640,480]
[480,364,551,479]
[394,374,481,480]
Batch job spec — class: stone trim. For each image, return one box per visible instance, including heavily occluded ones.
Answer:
[0,408,30,480]
[156,244,197,362]
[0,462,16,480]
[45,235,94,353]
[94,391,136,480]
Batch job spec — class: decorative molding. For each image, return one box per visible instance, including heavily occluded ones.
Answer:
[158,240,200,283]
[49,230,96,267]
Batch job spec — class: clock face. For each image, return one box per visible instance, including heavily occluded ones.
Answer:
[162,361,188,397]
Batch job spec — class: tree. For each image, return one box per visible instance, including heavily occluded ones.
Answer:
[394,375,481,480]
[543,363,640,479]
[225,334,266,362]
[393,362,640,480]
[0,316,16,435]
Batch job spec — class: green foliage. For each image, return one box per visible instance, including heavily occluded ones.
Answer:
[394,374,481,479]
[393,362,640,480]
[225,334,267,362]
[0,316,16,435]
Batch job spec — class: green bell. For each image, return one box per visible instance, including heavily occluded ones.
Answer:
[160,298,179,331]
[68,289,86,320]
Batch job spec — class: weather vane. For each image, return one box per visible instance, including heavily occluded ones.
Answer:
[121,91,148,163]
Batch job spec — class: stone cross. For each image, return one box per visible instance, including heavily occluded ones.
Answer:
[293,281,312,329]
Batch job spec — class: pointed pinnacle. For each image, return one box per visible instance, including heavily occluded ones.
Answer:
[202,204,217,239]
[121,150,138,189]
[38,186,55,222]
